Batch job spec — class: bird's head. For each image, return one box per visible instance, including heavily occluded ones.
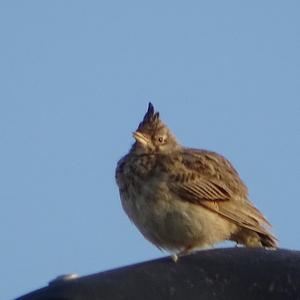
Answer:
[132,103,181,154]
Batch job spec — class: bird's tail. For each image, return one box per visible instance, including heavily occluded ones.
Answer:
[231,226,278,249]
[227,200,278,249]
[257,231,278,249]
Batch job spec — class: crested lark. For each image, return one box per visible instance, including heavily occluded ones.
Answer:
[116,103,277,261]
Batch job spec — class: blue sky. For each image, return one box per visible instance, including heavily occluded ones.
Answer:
[1,1,299,299]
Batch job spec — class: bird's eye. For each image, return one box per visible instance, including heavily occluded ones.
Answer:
[158,136,165,143]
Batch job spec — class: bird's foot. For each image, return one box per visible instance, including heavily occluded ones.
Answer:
[171,246,193,262]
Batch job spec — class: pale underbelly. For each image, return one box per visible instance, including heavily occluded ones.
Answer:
[121,190,235,253]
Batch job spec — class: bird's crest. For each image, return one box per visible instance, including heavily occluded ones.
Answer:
[137,102,161,133]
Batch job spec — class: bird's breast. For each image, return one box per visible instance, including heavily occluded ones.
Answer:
[116,153,171,217]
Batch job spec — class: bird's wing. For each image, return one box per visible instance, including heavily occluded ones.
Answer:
[167,149,271,234]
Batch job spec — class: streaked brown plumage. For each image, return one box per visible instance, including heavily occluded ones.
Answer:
[116,103,277,261]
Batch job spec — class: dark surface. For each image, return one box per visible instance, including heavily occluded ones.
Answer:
[16,248,300,300]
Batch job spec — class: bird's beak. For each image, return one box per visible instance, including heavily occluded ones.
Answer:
[133,131,149,146]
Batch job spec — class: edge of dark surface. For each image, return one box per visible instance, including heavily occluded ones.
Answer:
[15,247,300,300]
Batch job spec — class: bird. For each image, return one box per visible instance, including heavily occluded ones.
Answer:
[115,103,277,261]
